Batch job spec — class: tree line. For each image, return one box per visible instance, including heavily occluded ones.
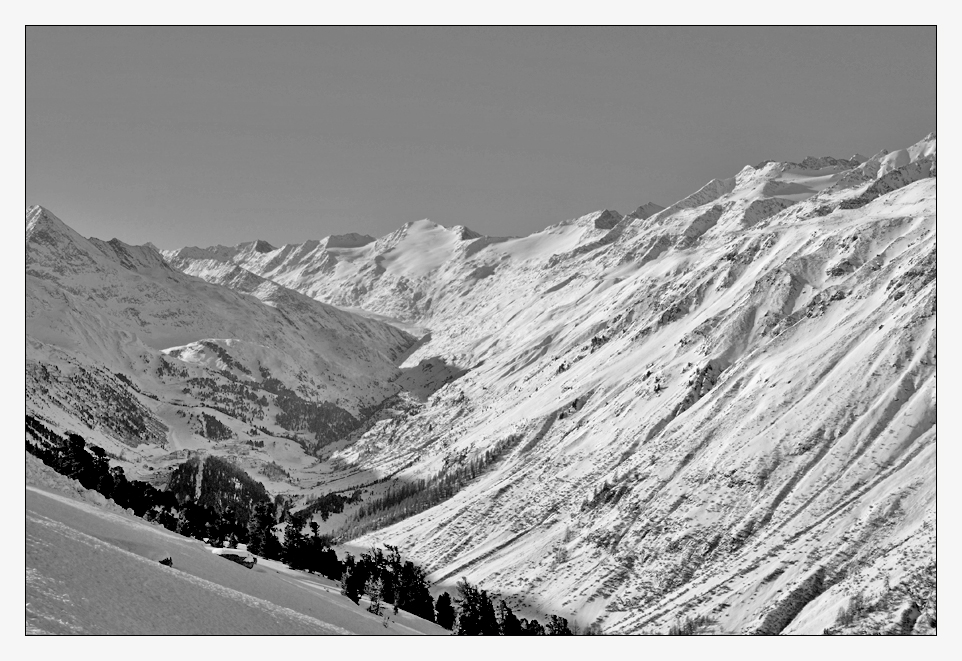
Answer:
[27,415,207,534]
[339,545,436,622]
[338,434,523,540]
[258,366,360,449]
[446,577,574,635]
[167,455,270,535]
[26,415,264,543]
[26,416,583,634]
[298,489,362,522]
[25,415,348,576]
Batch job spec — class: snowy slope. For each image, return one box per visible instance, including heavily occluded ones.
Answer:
[36,132,937,635]
[26,458,446,635]
[27,205,412,384]
[163,134,937,634]
[164,219,496,325]
[26,205,416,484]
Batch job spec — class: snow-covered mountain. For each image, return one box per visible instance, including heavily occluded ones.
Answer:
[28,132,936,634]
[26,205,416,481]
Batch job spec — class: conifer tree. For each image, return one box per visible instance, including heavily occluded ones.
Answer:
[547,614,573,635]
[479,590,500,635]
[283,516,308,569]
[496,600,522,635]
[366,576,384,615]
[454,578,500,635]
[520,618,545,635]
[435,592,455,630]
[247,501,280,558]
[340,553,365,604]
[454,578,482,635]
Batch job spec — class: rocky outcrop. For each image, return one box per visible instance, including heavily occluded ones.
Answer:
[839,156,936,209]
[592,209,623,230]
[754,567,827,635]
[676,204,724,248]
[740,197,795,227]
[671,361,724,419]
[627,202,665,220]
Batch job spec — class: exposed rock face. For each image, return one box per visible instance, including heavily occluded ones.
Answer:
[592,209,623,230]
[839,155,936,209]
[796,156,861,170]
[671,361,724,419]
[628,202,666,220]
[755,567,827,635]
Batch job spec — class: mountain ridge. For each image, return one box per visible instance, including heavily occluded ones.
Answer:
[27,133,936,634]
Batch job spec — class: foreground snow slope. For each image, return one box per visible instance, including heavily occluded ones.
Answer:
[26,457,446,635]
[165,135,936,634]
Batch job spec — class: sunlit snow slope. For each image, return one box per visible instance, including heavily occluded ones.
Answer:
[166,134,936,634]
[31,132,936,635]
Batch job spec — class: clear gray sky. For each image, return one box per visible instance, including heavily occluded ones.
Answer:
[27,26,936,249]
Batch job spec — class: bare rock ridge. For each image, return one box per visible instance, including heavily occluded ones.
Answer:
[27,132,936,634]
[628,202,666,220]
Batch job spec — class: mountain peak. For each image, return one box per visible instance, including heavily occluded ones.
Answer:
[26,205,65,231]
[796,155,861,170]
[91,237,172,273]
[405,219,440,231]
[26,205,90,250]
[251,239,275,253]
[396,219,481,240]
[450,225,483,240]
[323,233,376,249]
[592,209,622,230]
[628,202,666,220]
[232,239,277,255]
[26,204,47,222]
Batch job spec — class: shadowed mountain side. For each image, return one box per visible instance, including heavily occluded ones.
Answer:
[395,357,470,400]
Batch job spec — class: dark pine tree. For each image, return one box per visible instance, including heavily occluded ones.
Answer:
[478,590,500,635]
[247,501,281,559]
[60,433,97,488]
[497,600,523,635]
[262,525,284,560]
[395,560,435,622]
[435,592,455,630]
[282,516,308,570]
[340,553,365,604]
[546,614,573,635]
[520,617,545,635]
[453,578,501,635]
